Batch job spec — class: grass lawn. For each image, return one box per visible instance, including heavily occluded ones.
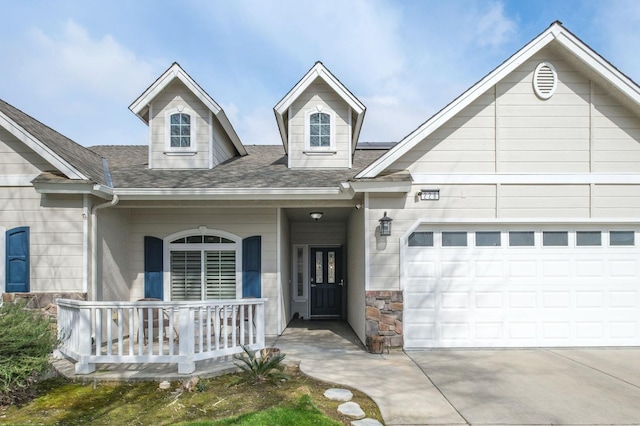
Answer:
[0,369,382,425]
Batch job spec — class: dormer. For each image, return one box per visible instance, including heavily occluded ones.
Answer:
[129,63,246,170]
[274,62,366,169]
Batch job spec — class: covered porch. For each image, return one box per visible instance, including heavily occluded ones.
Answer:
[56,298,267,375]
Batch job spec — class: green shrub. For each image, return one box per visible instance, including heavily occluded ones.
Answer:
[0,301,56,406]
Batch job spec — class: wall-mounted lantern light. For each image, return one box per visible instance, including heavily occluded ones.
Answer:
[379,211,393,236]
[310,212,323,221]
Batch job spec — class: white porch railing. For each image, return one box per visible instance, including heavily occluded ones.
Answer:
[56,298,267,375]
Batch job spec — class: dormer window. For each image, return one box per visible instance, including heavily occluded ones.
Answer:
[170,113,191,148]
[164,106,197,154]
[310,112,330,148]
[305,107,335,153]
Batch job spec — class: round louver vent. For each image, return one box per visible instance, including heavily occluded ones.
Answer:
[533,62,557,99]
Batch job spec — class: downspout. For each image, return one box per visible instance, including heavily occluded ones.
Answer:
[90,195,119,301]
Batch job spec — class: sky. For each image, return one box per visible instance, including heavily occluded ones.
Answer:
[0,0,639,148]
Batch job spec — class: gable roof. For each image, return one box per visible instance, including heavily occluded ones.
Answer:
[356,21,640,179]
[0,98,107,184]
[274,62,366,154]
[129,62,247,156]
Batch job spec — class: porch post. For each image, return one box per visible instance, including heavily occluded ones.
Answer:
[255,302,265,347]
[75,306,96,374]
[178,306,195,374]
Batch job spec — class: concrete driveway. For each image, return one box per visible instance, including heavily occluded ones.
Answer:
[408,348,640,425]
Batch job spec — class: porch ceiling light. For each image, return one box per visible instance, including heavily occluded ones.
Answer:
[310,212,323,221]
[379,211,393,236]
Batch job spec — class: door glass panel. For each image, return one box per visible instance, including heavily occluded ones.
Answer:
[610,231,634,246]
[296,247,304,297]
[328,251,335,284]
[576,231,601,246]
[315,251,323,283]
[509,231,534,246]
[543,231,568,246]
[476,231,501,247]
[408,232,434,247]
[442,231,467,247]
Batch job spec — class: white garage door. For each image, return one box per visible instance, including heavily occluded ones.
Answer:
[404,226,640,348]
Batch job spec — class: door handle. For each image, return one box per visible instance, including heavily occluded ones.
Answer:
[311,284,317,287]
[338,280,344,286]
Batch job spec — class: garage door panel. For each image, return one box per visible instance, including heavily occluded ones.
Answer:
[404,225,640,348]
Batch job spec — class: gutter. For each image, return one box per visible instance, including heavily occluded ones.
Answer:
[90,195,120,301]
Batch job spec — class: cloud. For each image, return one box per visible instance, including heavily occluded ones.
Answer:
[22,20,159,102]
[0,19,163,146]
[474,1,518,49]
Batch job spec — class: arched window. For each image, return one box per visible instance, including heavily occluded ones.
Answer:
[170,113,191,148]
[165,230,240,300]
[309,112,331,148]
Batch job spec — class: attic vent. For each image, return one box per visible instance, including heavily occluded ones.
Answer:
[533,62,557,99]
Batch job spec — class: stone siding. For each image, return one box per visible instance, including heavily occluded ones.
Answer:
[365,291,403,349]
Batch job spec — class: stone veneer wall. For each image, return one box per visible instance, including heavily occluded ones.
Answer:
[365,291,403,348]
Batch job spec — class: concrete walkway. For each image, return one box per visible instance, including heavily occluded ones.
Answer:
[273,321,464,425]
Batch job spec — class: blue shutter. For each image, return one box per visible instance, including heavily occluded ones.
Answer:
[6,227,29,293]
[242,236,261,298]
[144,236,163,299]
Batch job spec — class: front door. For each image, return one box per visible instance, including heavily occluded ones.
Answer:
[310,247,343,317]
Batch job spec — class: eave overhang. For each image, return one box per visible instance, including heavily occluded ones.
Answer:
[111,184,356,201]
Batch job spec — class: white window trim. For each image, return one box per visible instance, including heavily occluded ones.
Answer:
[304,107,336,153]
[162,227,242,301]
[292,244,308,302]
[164,106,197,154]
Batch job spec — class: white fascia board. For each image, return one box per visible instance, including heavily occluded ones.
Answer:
[0,112,87,180]
[554,32,640,105]
[215,110,247,156]
[112,186,355,201]
[129,64,222,119]
[32,182,112,198]
[413,173,640,185]
[356,32,556,179]
[350,180,412,193]
[274,63,365,129]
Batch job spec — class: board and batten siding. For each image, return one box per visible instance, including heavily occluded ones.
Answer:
[288,79,351,169]
[128,207,281,335]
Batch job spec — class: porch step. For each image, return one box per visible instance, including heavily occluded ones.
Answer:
[351,419,383,426]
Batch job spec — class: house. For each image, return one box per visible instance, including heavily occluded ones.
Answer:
[2,21,640,373]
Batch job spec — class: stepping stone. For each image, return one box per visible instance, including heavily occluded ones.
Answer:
[351,419,383,426]
[324,388,353,401]
[338,401,365,419]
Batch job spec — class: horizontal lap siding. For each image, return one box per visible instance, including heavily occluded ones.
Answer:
[368,187,497,291]
[397,93,496,174]
[150,80,211,169]
[592,88,640,172]
[128,207,280,335]
[289,80,351,169]
[498,51,590,173]
[0,129,55,175]
[0,188,84,292]
[500,185,590,218]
